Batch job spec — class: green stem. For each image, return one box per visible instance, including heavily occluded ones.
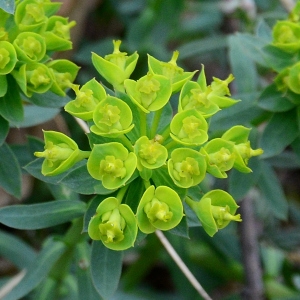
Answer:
[78,150,91,160]
[116,184,130,204]
[164,139,179,151]
[139,108,147,137]
[161,126,171,142]
[150,108,163,139]
[119,134,134,151]
[185,196,197,211]
[143,179,151,189]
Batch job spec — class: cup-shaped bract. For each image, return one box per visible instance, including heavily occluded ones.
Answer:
[148,51,196,93]
[34,130,83,176]
[65,79,106,120]
[14,0,49,32]
[43,15,76,51]
[90,96,134,137]
[179,80,220,118]
[124,72,172,113]
[13,32,46,63]
[200,138,235,178]
[134,136,168,170]
[170,109,208,146]
[87,142,137,189]
[272,20,300,53]
[12,62,53,96]
[222,125,263,173]
[88,197,138,251]
[186,189,241,237]
[47,59,80,96]
[92,40,139,91]
[168,148,206,188]
[0,41,17,75]
[136,185,183,234]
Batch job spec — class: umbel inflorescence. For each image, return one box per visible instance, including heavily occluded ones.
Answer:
[35,40,263,250]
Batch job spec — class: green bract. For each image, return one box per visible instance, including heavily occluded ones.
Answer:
[91,96,134,137]
[87,142,137,189]
[92,40,139,91]
[0,41,17,75]
[136,185,183,233]
[272,20,300,53]
[200,138,235,178]
[170,109,208,146]
[124,72,172,113]
[186,190,241,237]
[47,59,80,96]
[134,135,168,170]
[222,126,263,173]
[88,197,138,250]
[168,148,206,188]
[43,15,76,51]
[34,131,89,176]
[65,79,106,120]
[148,51,196,93]
[13,32,46,63]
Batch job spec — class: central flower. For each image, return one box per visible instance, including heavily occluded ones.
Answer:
[0,48,9,69]
[99,155,126,179]
[144,198,173,223]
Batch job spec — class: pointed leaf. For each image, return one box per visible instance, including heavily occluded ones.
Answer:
[0,114,9,146]
[91,240,123,300]
[0,200,86,230]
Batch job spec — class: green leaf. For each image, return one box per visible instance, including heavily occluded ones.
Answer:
[91,240,123,300]
[0,143,22,198]
[0,0,15,14]
[228,35,258,94]
[123,177,145,212]
[257,83,296,112]
[0,75,23,125]
[12,105,60,128]
[0,200,86,229]
[260,109,299,158]
[0,229,36,269]
[169,215,189,238]
[3,239,66,300]
[0,114,9,146]
[258,161,288,220]
[25,90,72,108]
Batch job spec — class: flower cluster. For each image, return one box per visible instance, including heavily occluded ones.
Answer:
[35,40,263,250]
[0,0,79,98]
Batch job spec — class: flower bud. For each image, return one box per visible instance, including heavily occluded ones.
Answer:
[136,185,183,233]
[88,197,138,250]
[0,41,17,75]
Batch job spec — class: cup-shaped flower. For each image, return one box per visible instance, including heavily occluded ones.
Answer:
[90,96,134,137]
[168,148,206,188]
[272,21,300,53]
[43,16,76,51]
[14,0,58,32]
[87,142,137,189]
[12,62,53,96]
[124,72,172,113]
[0,41,17,75]
[134,136,168,170]
[47,59,80,96]
[179,80,220,118]
[92,40,139,91]
[170,109,208,146]
[88,197,138,251]
[185,190,241,237]
[13,32,46,63]
[222,126,263,173]
[200,138,235,178]
[136,185,183,234]
[34,130,87,176]
[148,51,196,93]
[65,79,106,120]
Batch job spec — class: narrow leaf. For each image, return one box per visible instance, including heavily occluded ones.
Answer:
[0,143,22,198]
[3,239,66,300]
[0,200,86,230]
[0,114,9,146]
[91,240,123,300]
